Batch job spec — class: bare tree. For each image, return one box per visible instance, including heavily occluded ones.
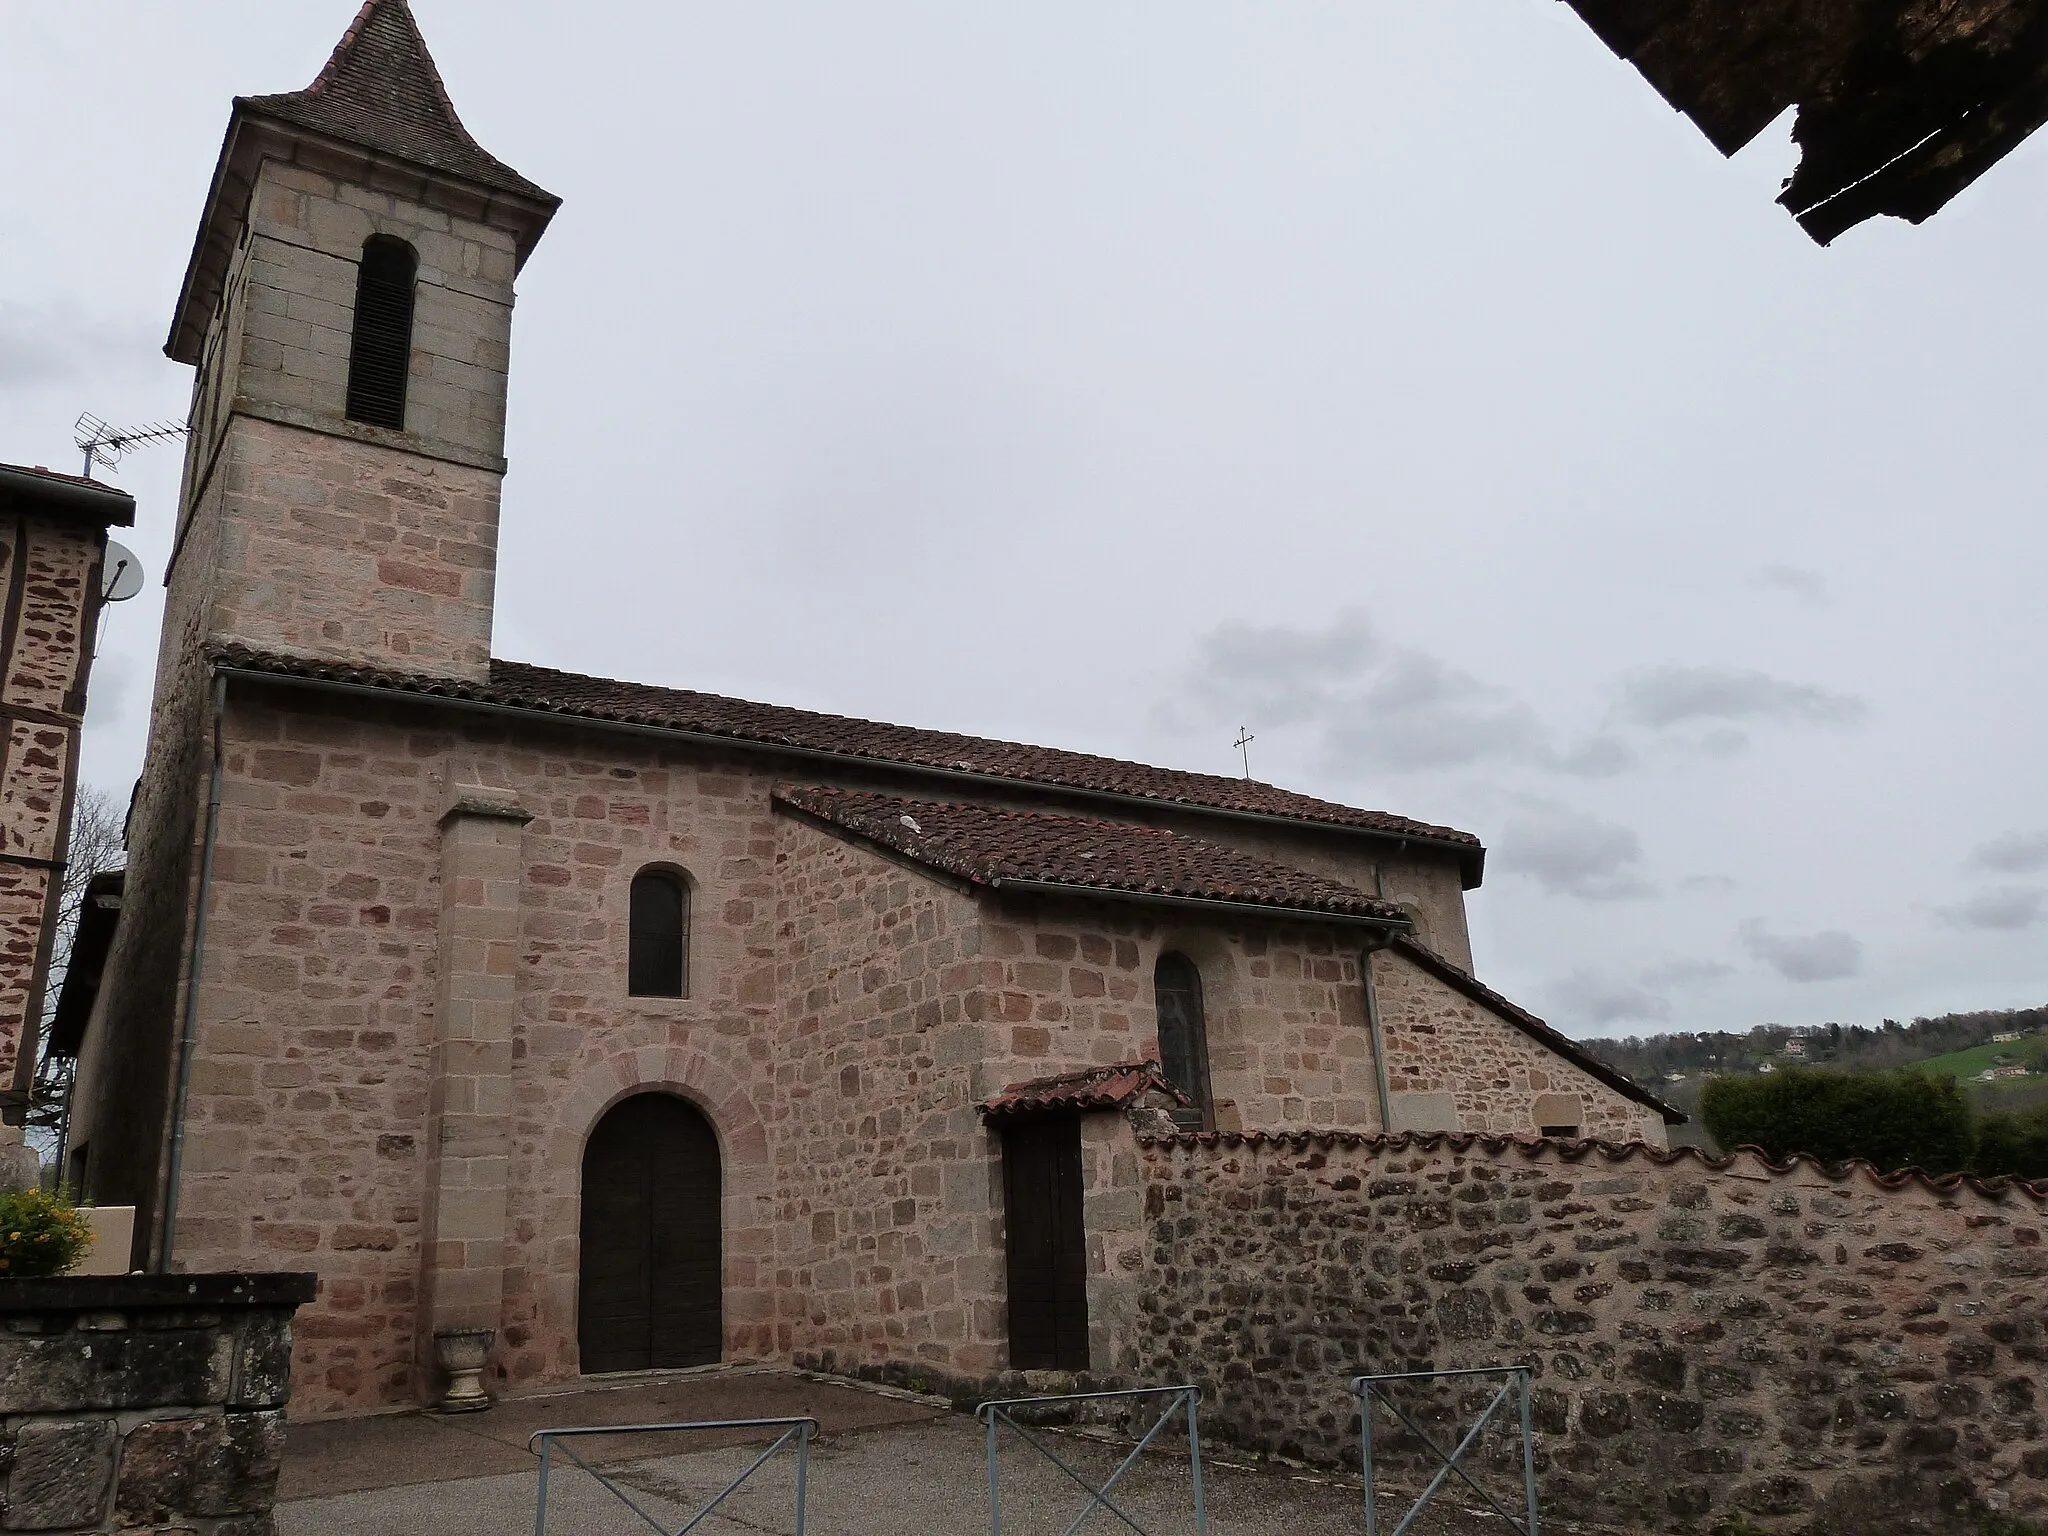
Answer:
[23,785,125,1162]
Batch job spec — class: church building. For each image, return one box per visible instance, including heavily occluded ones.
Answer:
[61,0,1678,1417]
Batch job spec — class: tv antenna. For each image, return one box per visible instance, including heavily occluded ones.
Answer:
[74,412,187,479]
[1233,726,1255,780]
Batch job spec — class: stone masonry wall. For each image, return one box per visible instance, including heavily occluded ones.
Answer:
[1166,816,1475,973]
[771,818,1005,1377]
[148,683,1645,1416]
[1121,1130,2048,1535]
[0,1273,313,1536]
[195,417,502,680]
[962,900,1387,1136]
[1371,948,1668,1145]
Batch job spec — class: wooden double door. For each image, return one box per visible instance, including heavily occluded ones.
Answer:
[578,1093,723,1374]
[1001,1118,1091,1371]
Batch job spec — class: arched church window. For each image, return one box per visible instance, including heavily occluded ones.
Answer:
[345,235,418,430]
[628,868,688,998]
[1154,952,1211,1110]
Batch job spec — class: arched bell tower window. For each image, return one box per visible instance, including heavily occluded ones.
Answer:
[345,235,418,430]
[1154,952,1211,1113]
[628,867,689,998]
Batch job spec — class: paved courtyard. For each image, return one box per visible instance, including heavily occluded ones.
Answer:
[274,1367,1589,1535]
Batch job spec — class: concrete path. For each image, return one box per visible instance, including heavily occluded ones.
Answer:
[279,1366,938,1502]
[276,1367,1606,1535]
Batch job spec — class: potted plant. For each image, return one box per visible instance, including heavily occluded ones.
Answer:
[0,1186,94,1277]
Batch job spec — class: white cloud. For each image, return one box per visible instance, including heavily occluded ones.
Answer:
[1738,920,1863,983]
[1969,831,2048,876]
[1936,887,2046,932]
[1494,803,1655,901]
[1615,666,1867,731]
[1548,971,1673,1027]
[1752,565,1827,604]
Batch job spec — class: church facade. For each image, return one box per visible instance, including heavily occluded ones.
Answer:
[63,0,1676,1417]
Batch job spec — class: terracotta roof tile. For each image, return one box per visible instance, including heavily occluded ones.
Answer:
[775,785,1408,926]
[207,644,1482,856]
[977,1062,1191,1120]
[1137,1127,2048,1202]
[238,0,554,203]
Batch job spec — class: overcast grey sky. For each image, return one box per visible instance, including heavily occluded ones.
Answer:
[4,1,2045,1041]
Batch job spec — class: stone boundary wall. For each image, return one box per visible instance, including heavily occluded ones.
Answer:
[0,1272,314,1535]
[1120,1131,2048,1535]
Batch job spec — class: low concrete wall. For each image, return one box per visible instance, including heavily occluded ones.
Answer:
[1118,1131,2048,1535]
[0,1272,315,1534]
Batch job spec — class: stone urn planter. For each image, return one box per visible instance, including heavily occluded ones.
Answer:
[432,1327,496,1413]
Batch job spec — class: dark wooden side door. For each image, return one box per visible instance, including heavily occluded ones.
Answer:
[1001,1117,1090,1370]
[578,1093,722,1373]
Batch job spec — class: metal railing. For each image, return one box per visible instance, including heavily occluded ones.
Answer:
[976,1384,1206,1536]
[529,1416,818,1536]
[1351,1366,1537,1536]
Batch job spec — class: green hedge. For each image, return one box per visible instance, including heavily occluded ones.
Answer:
[1700,1067,1975,1175]
[1700,1066,2048,1181]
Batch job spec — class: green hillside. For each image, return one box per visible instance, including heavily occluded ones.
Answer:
[1914,1038,2044,1082]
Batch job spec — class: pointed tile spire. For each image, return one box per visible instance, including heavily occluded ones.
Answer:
[168,0,558,364]
[238,0,551,201]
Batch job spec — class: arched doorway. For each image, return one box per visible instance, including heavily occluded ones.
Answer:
[578,1093,722,1373]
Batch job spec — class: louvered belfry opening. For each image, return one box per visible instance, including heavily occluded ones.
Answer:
[345,234,418,430]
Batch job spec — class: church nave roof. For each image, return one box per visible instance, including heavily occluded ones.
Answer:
[773,784,1410,927]
[208,643,1485,869]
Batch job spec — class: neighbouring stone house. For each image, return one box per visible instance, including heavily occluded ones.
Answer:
[0,462,134,1189]
[59,0,1678,1418]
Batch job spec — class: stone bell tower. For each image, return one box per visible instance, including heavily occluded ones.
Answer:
[72,0,558,1262]
[162,0,558,681]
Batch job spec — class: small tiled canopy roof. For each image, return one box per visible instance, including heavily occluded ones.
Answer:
[977,1062,1192,1121]
[239,0,552,202]
[208,644,1484,874]
[775,784,1409,927]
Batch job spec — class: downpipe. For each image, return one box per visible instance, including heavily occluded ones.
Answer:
[1361,937,1394,1135]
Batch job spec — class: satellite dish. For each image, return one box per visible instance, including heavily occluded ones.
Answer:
[100,541,144,603]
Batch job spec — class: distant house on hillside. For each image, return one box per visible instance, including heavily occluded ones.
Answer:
[1992,1030,2024,1044]
[1757,1062,1776,1075]
[1979,1066,2030,1082]
[1782,1039,1807,1058]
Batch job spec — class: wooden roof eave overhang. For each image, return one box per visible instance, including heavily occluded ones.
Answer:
[1558,0,2048,244]
[206,656,1484,884]
[165,106,560,367]
[0,464,136,527]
